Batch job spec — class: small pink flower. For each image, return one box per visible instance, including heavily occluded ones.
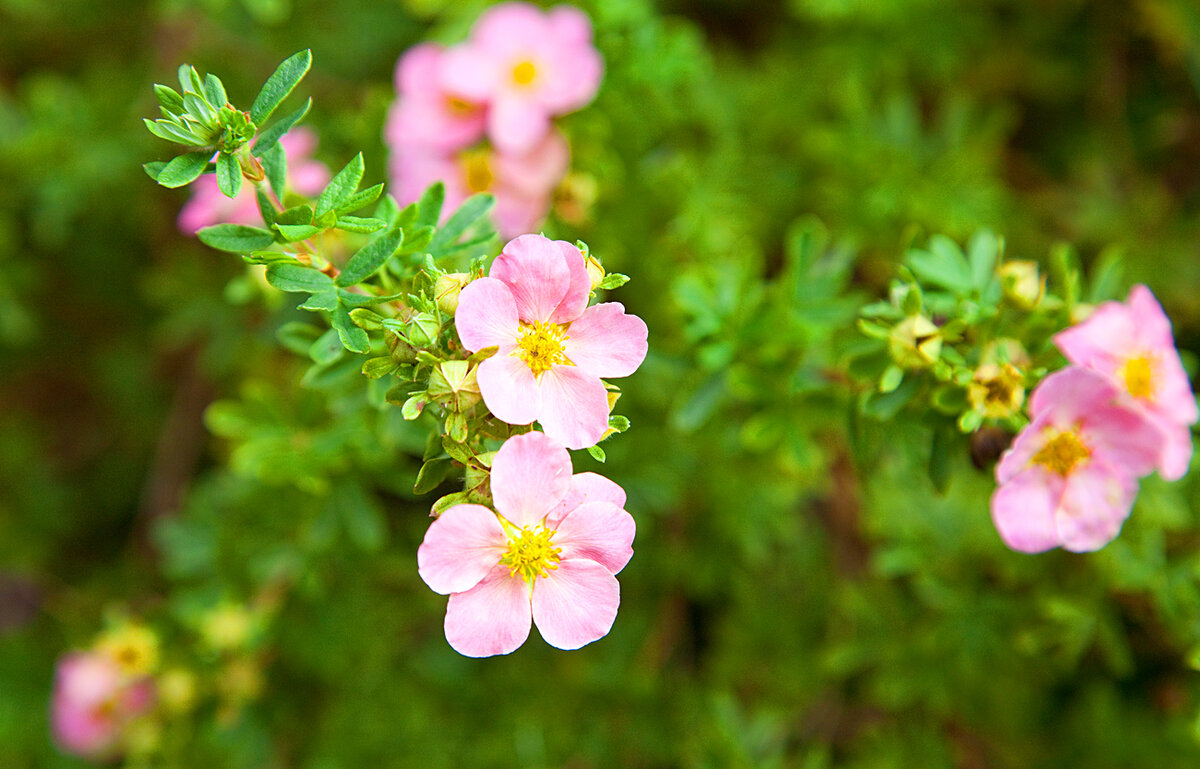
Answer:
[441,2,603,154]
[991,367,1163,553]
[51,651,155,760]
[177,128,331,234]
[389,130,568,239]
[1054,284,1198,481]
[417,432,635,657]
[455,234,647,449]
[385,43,487,153]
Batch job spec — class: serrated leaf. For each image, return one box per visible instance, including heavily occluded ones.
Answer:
[334,183,385,215]
[429,193,493,252]
[266,263,334,293]
[416,182,445,227]
[260,141,286,199]
[414,457,452,495]
[316,153,365,217]
[156,151,212,188]
[197,224,275,253]
[332,304,370,353]
[251,98,311,158]
[216,152,242,198]
[336,226,403,287]
[203,73,228,107]
[334,216,386,234]
[250,49,312,125]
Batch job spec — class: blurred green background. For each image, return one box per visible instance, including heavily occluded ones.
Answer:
[4,0,1200,766]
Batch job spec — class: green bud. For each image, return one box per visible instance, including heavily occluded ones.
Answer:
[434,273,471,316]
[407,312,441,347]
[888,315,941,369]
[386,330,417,364]
[999,260,1044,309]
[428,360,482,411]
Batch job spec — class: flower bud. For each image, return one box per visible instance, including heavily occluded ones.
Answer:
[888,315,942,369]
[967,362,1026,419]
[96,622,159,676]
[428,360,482,412]
[386,330,417,364]
[434,273,471,316]
[999,260,1044,309]
[407,312,441,347]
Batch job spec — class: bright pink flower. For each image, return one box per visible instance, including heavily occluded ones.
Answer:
[455,234,647,449]
[51,651,155,759]
[389,130,568,239]
[1054,284,1198,481]
[441,2,603,154]
[177,128,331,234]
[417,432,635,657]
[991,367,1162,553]
[385,43,487,153]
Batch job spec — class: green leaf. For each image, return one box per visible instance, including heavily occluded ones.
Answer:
[337,289,405,308]
[196,224,275,253]
[266,263,334,293]
[298,290,338,311]
[332,304,370,353]
[397,226,433,256]
[968,229,1000,290]
[156,151,212,188]
[315,153,365,217]
[431,492,470,517]
[331,480,387,552]
[275,205,314,226]
[608,415,631,433]
[308,328,344,365]
[251,98,311,158]
[334,216,386,234]
[416,182,445,227]
[203,73,227,107]
[336,226,404,287]
[153,84,184,112]
[429,194,494,252]
[334,183,385,215]
[274,223,323,242]
[144,117,207,146]
[260,141,286,199]
[276,321,322,356]
[348,308,384,330]
[255,187,277,227]
[250,49,312,126]
[598,273,630,290]
[143,161,167,181]
[362,357,397,379]
[215,152,242,198]
[442,437,475,466]
[587,445,607,463]
[414,457,452,495]
[907,236,973,295]
[878,364,904,394]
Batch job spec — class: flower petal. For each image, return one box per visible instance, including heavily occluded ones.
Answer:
[990,466,1064,553]
[1082,405,1164,479]
[548,240,591,324]
[456,277,520,353]
[444,566,532,657]
[531,559,619,650]
[488,96,552,156]
[417,504,507,595]
[554,501,635,574]
[547,471,627,527]
[1055,461,1137,552]
[995,414,1051,484]
[490,431,572,527]
[490,234,571,323]
[1155,418,1194,482]
[564,302,649,378]
[536,365,610,450]
[1127,284,1175,351]
[1028,366,1119,423]
[477,352,541,425]
[439,43,497,103]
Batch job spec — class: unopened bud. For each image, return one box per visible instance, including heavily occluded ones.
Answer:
[585,252,605,292]
[434,273,470,316]
[967,362,1025,419]
[407,312,441,347]
[888,315,941,369]
[999,260,1043,309]
[428,360,482,411]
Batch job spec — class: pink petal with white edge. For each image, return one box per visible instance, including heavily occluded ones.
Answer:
[491,234,571,323]
[488,96,553,156]
[536,365,611,450]
[444,567,532,657]
[455,277,520,353]
[564,302,649,378]
[490,431,573,527]
[548,240,591,324]
[554,501,635,574]
[477,353,542,426]
[1028,366,1119,423]
[531,559,620,650]
[1055,461,1138,552]
[990,466,1065,553]
[547,471,627,527]
[417,504,507,595]
[1082,405,1164,479]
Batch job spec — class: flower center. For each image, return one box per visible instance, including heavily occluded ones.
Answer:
[515,320,571,376]
[512,60,538,86]
[1032,430,1090,476]
[444,95,478,117]
[499,525,561,582]
[461,149,494,194]
[1121,355,1155,400]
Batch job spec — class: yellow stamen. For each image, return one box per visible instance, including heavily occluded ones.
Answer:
[461,149,494,194]
[1121,355,1155,400]
[512,60,537,86]
[1032,430,1090,476]
[499,525,561,582]
[514,320,571,376]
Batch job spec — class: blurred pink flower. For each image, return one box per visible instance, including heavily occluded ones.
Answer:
[991,367,1162,553]
[177,128,331,234]
[389,130,568,239]
[1054,284,1198,481]
[455,234,647,449]
[441,2,603,153]
[384,43,486,153]
[417,431,635,657]
[51,651,155,760]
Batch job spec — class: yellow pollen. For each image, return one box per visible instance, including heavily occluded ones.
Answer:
[514,320,571,376]
[461,149,494,194]
[1032,430,1090,476]
[1122,355,1155,400]
[500,525,561,582]
[512,60,538,86]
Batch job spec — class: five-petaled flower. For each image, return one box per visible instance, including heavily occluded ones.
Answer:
[51,650,156,760]
[417,431,636,657]
[1054,284,1198,481]
[455,234,648,449]
[990,366,1162,553]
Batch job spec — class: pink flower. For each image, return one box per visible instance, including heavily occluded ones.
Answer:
[417,431,635,657]
[389,130,568,239]
[177,128,331,234]
[441,2,603,154]
[455,234,647,449]
[1054,284,1198,481]
[991,367,1162,553]
[51,651,155,759]
[385,43,486,153]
